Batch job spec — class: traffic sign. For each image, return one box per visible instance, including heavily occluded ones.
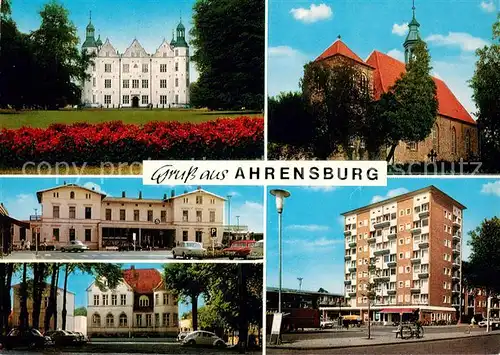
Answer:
[210,228,217,238]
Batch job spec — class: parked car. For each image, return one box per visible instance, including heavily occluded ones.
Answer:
[182,330,226,348]
[73,332,89,344]
[1,327,53,350]
[177,331,189,342]
[60,240,89,252]
[248,240,264,259]
[172,242,206,259]
[320,320,336,329]
[44,330,78,346]
[223,240,256,260]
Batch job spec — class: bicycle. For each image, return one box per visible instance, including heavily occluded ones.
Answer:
[399,322,424,339]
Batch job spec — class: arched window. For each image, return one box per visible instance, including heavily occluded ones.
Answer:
[431,123,439,153]
[139,295,149,307]
[451,127,457,155]
[106,313,114,327]
[92,313,101,327]
[360,73,368,93]
[70,191,75,199]
[119,313,128,327]
[465,130,471,155]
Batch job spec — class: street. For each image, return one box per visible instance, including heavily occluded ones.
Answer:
[0,251,263,262]
[268,333,500,354]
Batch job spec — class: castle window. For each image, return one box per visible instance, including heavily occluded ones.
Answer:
[160,64,167,72]
[132,79,139,89]
[175,78,179,87]
[142,63,149,73]
[92,77,96,87]
[142,79,148,89]
[142,95,149,105]
[160,95,168,105]
[175,62,178,71]
[123,79,129,88]
[105,63,111,72]
[360,73,368,93]
[123,64,129,73]
[104,95,111,104]
[160,79,167,88]
[104,79,111,88]
[139,295,149,307]
[451,127,457,154]
[122,95,129,105]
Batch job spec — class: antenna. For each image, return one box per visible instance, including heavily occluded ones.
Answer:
[297,277,303,291]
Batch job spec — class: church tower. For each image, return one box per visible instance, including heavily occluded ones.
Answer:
[404,1,421,64]
[82,12,97,51]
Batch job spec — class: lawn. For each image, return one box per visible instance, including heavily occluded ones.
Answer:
[0,108,262,129]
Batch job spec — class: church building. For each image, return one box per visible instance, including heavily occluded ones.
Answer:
[314,5,479,163]
[81,14,189,108]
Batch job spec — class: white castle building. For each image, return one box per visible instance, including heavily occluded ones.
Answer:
[81,14,189,108]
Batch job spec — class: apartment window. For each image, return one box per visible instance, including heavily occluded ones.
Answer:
[122,95,129,105]
[136,314,142,327]
[155,293,160,305]
[105,79,111,88]
[160,95,168,105]
[400,210,404,216]
[105,63,111,72]
[142,95,149,104]
[406,208,411,215]
[161,210,167,223]
[120,294,126,305]
[146,314,152,327]
[120,209,126,221]
[182,231,188,241]
[142,79,148,89]
[155,313,160,326]
[104,95,111,104]
[147,210,153,222]
[53,228,59,241]
[196,211,202,222]
[103,294,108,306]
[69,206,76,219]
[399,239,404,245]
[409,142,418,151]
[93,295,99,306]
[53,206,60,218]
[132,79,139,88]
[164,313,170,326]
[85,207,92,219]
[422,219,429,227]
[406,237,411,244]
[196,195,203,204]
[85,229,91,242]
[160,64,167,72]
[405,280,410,287]
[111,294,117,306]
[195,231,202,243]
[105,209,111,221]
[119,313,127,327]
[398,281,403,288]
[142,63,148,73]
[399,252,403,259]
[160,79,167,88]
[399,266,403,274]
[182,210,188,222]
[133,210,139,221]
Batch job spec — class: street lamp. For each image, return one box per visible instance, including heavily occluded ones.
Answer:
[270,189,291,315]
[227,194,232,230]
[34,208,38,256]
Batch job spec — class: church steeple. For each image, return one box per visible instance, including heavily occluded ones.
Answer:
[404,0,421,63]
[82,11,97,48]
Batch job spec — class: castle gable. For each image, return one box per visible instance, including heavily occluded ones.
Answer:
[123,39,149,58]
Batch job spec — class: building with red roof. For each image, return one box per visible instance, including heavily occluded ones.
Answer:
[314,6,478,163]
[87,266,179,337]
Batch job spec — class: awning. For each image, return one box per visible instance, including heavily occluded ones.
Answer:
[342,315,361,320]
[379,308,416,314]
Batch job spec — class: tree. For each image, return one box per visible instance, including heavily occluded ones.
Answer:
[301,60,372,159]
[362,259,384,340]
[470,14,500,172]
[468,217,500,295]
[0,263,15,335]
[31,263,49,330]
[190,0,264,110]
[18,263,29,329]
[164,264,208,331]
[371,40,438,162]
[74,307,87,316]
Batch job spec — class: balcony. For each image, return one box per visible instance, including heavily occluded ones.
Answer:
[349,241,357,248]
[348,266,357,272]
[29,215,42,221]
[411,257,421,264]
[418,241,429,248]
[345,255,352,261]
[344,280,352,285]
[374,275,390,283]
[348,291,357,297]
[387,289,397,295]
[452,302,460,307]
[452,260,460,268]
[452,219,461,228]
[387,260,397,267]
[410,287,421,293]
[419,211,430,219]
[387,233,397,240]
[452,275,460,281]
[452,247,460,255]
[411,227,422,235]
[344,230,352,236]
[373,248,389,256]
[373,220,390,229]
[452,233,461,242]
[367,236,376,243]
[418,272,429,279]
[452,288,460,294]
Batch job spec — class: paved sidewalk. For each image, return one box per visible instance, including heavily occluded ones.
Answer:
[269,329,498,350]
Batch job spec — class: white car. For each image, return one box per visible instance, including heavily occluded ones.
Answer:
[248,240,264,259]
[182,330,226,348]
[172,242,206,259]
[478,319,500,328]
[177,332,189,342]
[60,240,89,252]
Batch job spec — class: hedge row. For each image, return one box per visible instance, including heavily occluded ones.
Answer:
[0,117,264,166]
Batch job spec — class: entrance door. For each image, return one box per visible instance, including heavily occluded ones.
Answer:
[132,96,139,108]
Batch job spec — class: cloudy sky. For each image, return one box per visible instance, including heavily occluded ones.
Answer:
[266,178,500,295]
[268,0,498,115]
[0,177,264,233]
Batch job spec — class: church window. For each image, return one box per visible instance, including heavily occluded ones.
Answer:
[123,64,129,73]
[431,123,439,153]
[105,63,111,72]
[451,127,457,154]
[104,79,111,88]
[142,95,149,105]
[160,79,167,88]
[465,130,471,155]
[142,79,149,89]
[409,142,418,151]
[360,73,368,93]
[175,62,178,71]
[139,295,149,307]
[160,95,168,105]
[122,95,129,104]
[104,95,111,104]
[142,63,149,73]
[123,79,129,88]
[132,79,139,89]
[160,64,167,72]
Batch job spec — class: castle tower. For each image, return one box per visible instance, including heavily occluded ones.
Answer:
[82,11,97,51]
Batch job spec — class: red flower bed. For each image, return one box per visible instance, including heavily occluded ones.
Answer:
[0,117,264,166]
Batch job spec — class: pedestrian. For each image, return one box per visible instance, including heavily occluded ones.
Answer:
[26,240,31,251]
[20,239,25,250]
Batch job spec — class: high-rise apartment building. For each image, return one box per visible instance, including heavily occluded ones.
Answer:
[341,186,464,323]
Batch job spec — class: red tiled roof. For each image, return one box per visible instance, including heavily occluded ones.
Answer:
[315,39,373,68]
[123,267,162,293]
[366,51,476,125]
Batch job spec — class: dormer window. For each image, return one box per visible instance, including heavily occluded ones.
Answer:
[70,191,75,199]
[139,295,149,307]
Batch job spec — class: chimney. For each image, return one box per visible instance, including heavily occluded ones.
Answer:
[184,189,188,194]
[63,181,66,185]
[171,190,175,198]
[163,193,167,200]
[139,191,142,199]
[130,265,135,270]
[122,191,126,198]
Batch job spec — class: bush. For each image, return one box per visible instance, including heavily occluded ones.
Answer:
[0,117,264,166]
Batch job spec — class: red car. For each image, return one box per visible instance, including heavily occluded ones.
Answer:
[223,240,256,260]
